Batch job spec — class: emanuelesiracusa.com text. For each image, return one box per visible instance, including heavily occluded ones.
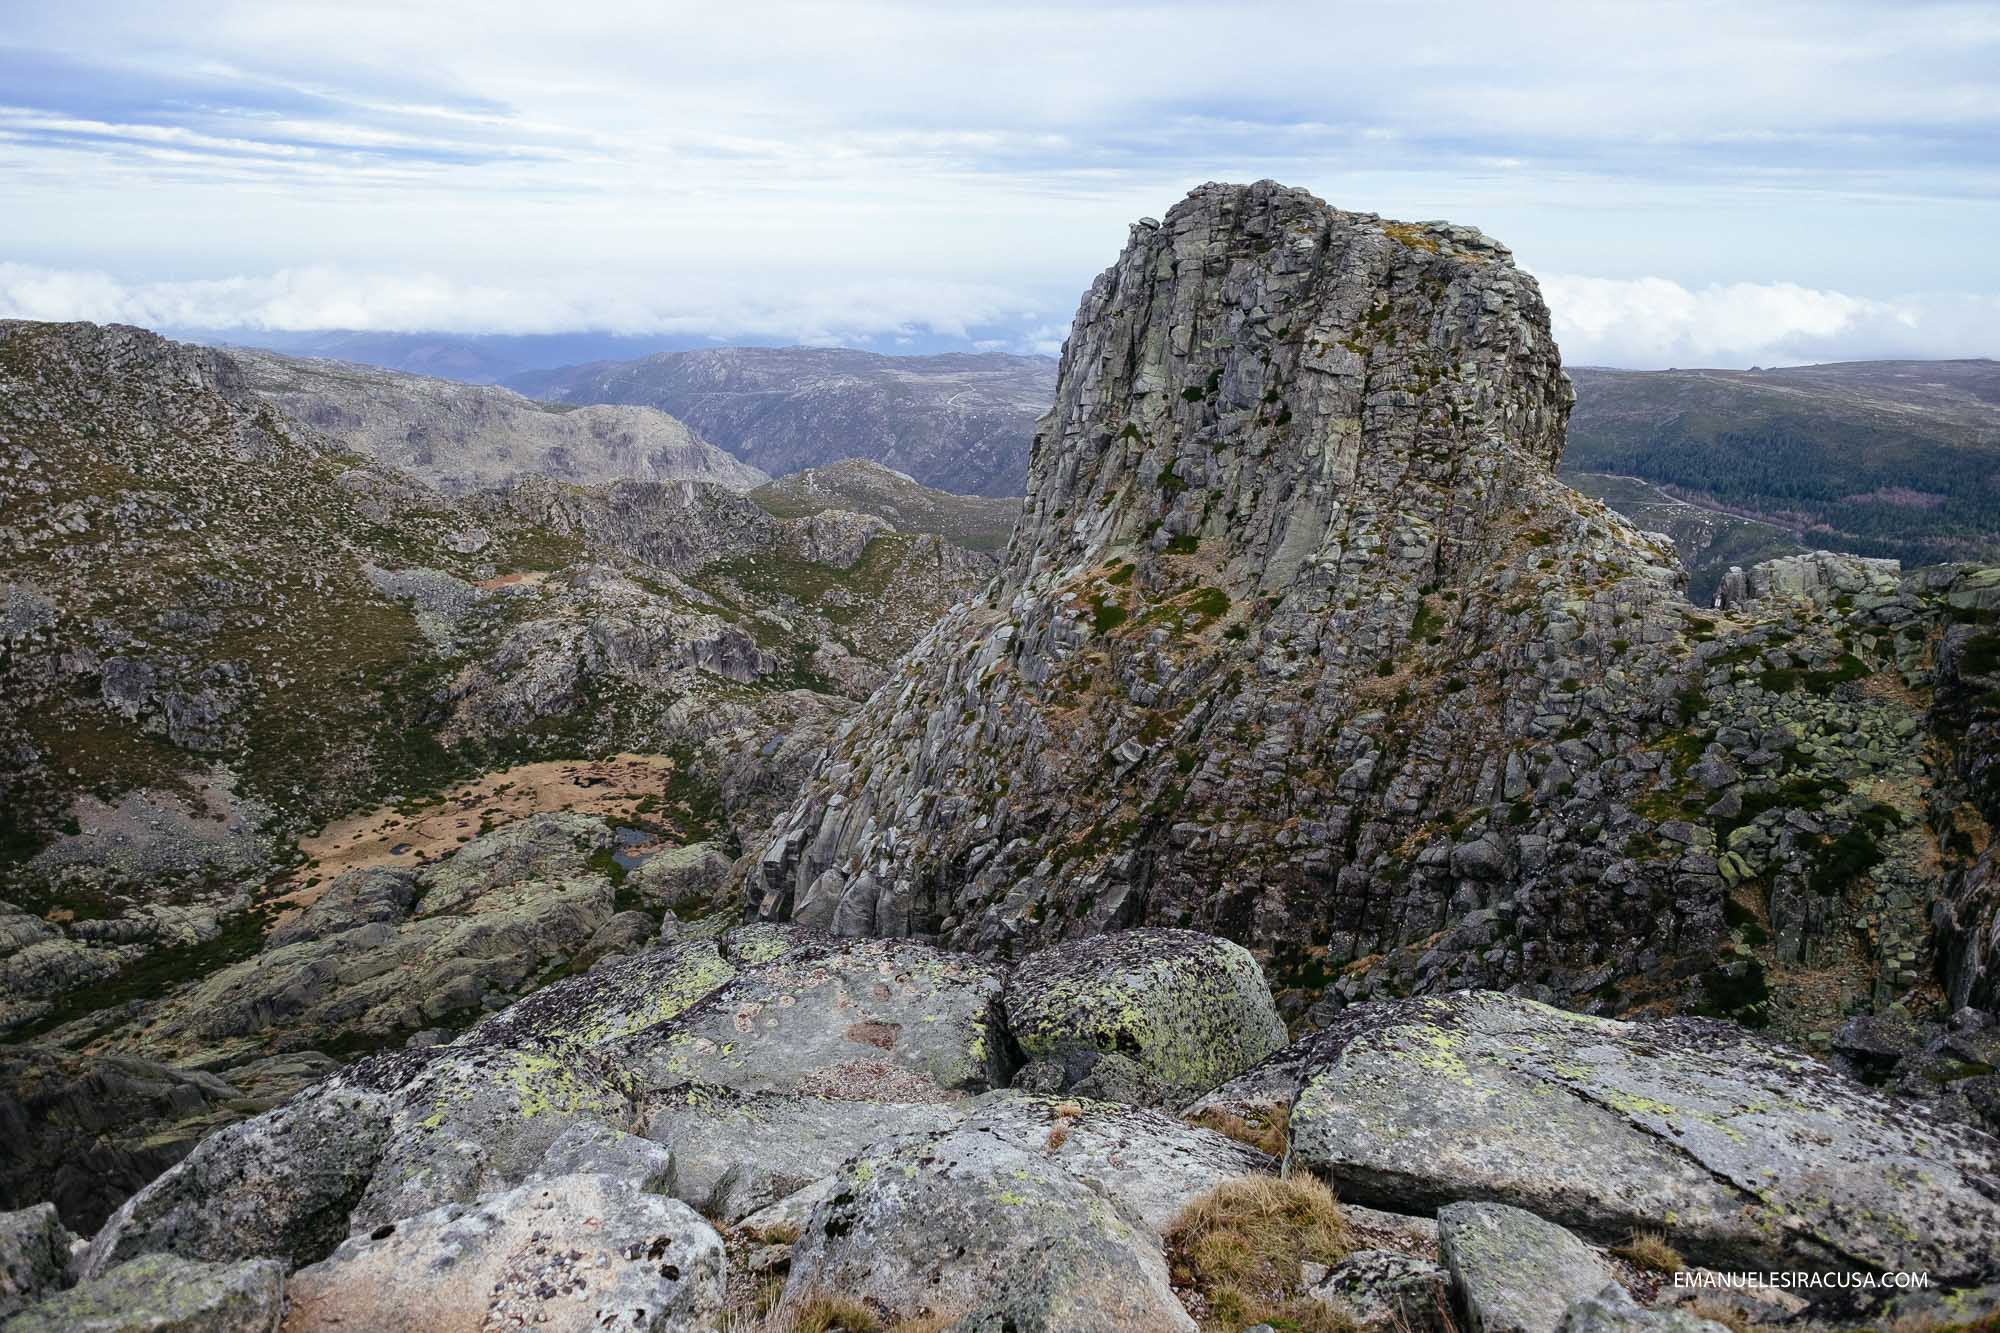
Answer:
[1674,1272,1930,1291]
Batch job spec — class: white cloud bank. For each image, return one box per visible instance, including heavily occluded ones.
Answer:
[4,261,1989,369]
[0,262,1052,350]
[1542,275,1996,369]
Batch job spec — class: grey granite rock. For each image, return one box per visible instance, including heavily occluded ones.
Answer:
[7,1253,284,1333]
[605,931,1011,1099]
[638,1081,963,1221]
[529,1119,674,1194]
[82,1076,394,1277]
[1440,1202,1621,1333]
[778,1124,1194,1330]
[1003,928,1287,1106]
[1557,1285,1733,1333]
[956,1091,1273,1234]
[349,1041,634,1230]
[1306,1248,1454,1332]
[282,1172,725,1332]
[1286,992,2000,1281]
[0,1202,75,1317]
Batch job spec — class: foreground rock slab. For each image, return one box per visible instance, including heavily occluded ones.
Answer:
[779,1124,1195,1330]
[957,1091,1273,1233]
[607,931,1010,1098]
[1307,1248,1454,1332]
[7,1252,284,1333]
[1287,992,2000,1281]
[281,1172,725,1332]
[640,1081,963,1221]
[1558,1285,1734,1333]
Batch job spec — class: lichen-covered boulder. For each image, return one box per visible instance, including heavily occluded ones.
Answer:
[459,937,737,1048]
[1287,992,2000,1281]
[639,1081,964,1221]
[8,1253,284,1333]
[1440,1202,1621,1333]
[350,1041,634,1230]
[1002,928,1286,1106]
[281,1173,725,1332]
[626,841,732,915]
[0,1202,75,1317]
[956,1091,1274,1233]
[1306,1249,1454,1332]
[82,1076,394,1277]
[264,867,416,950]
[606,933,1010,1098]
[409,811,612,913]
[779,1125,1194,1331]
[1558,1285,1733,1333]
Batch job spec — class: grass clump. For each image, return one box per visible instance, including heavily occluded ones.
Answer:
[760,1298,957,1333]
[1189,1103,1290,1159]
[784,1297,882,1332]
[1166,1174,1356,1331]
[1611,1229,1685,1274]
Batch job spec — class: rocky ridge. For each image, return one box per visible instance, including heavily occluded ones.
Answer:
[233,346,768,494]
[751,457,1024,554]
[0,321,996,1112]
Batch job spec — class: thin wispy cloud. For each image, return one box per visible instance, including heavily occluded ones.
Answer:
[1,1,1996,366]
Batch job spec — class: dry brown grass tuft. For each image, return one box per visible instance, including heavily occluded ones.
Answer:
[1611,1229,1685,1275]
[785,1296,883,1333]
[739,1221,803,1246]
[1167,1173,1356,1331]
[740,1294,962,1333]
[1188,1102,1290,1158]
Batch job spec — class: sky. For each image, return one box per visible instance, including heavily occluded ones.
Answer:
[1,0,1997,368]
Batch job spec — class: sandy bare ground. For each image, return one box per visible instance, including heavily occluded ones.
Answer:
[270,753,681,917]
[474,571,550,591]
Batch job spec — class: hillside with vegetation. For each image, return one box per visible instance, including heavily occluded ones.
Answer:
[1563,360,2000,575]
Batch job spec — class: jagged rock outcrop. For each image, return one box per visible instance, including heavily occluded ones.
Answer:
[0,1202,73,1317]
[744,181,1699,1000]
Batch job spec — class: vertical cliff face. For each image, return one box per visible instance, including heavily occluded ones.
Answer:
[743,183,1985,1030]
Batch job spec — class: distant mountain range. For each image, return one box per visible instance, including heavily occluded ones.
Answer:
[507,346,1057,498]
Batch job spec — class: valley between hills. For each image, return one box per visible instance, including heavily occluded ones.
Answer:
[1,183,1998,1332]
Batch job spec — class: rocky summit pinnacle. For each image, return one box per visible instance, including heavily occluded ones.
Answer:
[747,180,1679,972]
[741,181,1995,1035]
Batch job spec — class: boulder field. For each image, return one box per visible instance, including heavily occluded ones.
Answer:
[2,920,1994,1330]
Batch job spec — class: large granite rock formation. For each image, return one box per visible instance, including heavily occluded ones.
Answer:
[742,181,2000,1053]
